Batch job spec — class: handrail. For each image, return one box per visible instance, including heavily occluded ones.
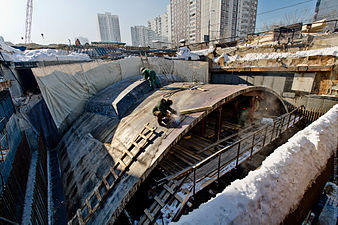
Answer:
[188,106,304,196]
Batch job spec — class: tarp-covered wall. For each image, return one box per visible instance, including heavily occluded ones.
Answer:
[32,58,208,130]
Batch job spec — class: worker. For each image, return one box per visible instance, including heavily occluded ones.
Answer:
[140,67,161,89]
[152,98,177,126]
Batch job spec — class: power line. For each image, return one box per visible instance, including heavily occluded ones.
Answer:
[258,0,314,16]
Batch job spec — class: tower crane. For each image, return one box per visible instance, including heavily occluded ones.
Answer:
[25,0,33,43]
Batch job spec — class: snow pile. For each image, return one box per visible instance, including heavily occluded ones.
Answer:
[218,46,338,63]
[0,40,90,62]
[172,104,338,225]
[214,53,239,63]
[165,47,200,60]
[192,46,215,56]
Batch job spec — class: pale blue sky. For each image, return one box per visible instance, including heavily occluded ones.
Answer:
[1,0,317,45]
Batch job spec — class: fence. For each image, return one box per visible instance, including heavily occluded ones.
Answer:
[286,104,327,124]
[187,106,304,196]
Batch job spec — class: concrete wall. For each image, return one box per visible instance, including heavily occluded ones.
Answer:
[211,71,291,95]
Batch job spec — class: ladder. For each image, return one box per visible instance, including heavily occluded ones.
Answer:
[139,176,188,225]
[141,54,150,68]
[68,123,157,225]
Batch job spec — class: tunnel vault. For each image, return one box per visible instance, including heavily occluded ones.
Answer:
[62,80,288,224]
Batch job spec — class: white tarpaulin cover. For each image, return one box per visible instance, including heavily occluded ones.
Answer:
[32,58,208,130]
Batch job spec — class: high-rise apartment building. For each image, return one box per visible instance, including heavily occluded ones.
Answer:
[97,12,121,42]
[130,26,151,47]
[148,8,171,43]
[170,0,258,45]
[170,0,191,45]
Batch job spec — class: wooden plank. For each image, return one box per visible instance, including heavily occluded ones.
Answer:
[154,196,165,207]
[86,199,93,215]
[144,124,156,132]
[174,193,183,202]
[144,209,154,222]
[131,141,140,149]
[102,177,110,190]
[163,184,175,195]
[95,189,102,202]
[110,167,118,179]
[115,158,127,169]
[122,148,134,158]
[138,133,148,140]
[179,106,211,115]
[77,209,84,225]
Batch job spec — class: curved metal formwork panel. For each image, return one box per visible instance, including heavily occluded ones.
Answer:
[61,80,287,225]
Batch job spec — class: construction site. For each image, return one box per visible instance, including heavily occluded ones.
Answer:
[0,0,338,225]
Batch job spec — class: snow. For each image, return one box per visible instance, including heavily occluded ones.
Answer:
[172,104,338,225]
[218,46,338,63]
[191,46,215,56]
[165,47,200,61]
[0,40,90,62]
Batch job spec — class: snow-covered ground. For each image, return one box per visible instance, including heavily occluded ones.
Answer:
[215,46,338,64]
[172,104,337,225]
[0,40,90,62]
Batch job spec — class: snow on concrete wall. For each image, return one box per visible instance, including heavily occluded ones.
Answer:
[0,41,90,62]
[32,58,208,130]
[173,104,338,225]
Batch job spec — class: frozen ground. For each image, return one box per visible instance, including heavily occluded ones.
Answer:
[172,104,337,225]
[0,40,90,62]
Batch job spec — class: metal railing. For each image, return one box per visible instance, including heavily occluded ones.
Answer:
[187,106,304,196]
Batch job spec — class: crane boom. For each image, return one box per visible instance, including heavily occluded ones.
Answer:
[25,0,33,43]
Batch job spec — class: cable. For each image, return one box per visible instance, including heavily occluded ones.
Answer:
[258,0,314,16]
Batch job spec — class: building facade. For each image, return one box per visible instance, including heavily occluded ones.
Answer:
[148,10,171,43]
[97,12,121,42]
[131,25,151,47]
[170,0,258,45]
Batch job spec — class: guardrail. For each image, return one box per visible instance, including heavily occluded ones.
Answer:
[187,106,305,196]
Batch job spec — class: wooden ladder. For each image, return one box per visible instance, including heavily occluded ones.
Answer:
[139,176,188,225]
[68,123,157,225]
[141,54,150,68]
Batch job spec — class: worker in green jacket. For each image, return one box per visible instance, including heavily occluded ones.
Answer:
[153,98,177,126]
[140,67,161,89]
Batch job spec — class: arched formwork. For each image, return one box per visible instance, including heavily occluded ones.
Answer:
[62,81,287,224]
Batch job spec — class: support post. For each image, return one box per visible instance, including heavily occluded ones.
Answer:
[217,153,221,180]
[193,168,196,196]
[270,121,276,142]
[287,113,292,128]
[215,106,223,141]
[250,133,255,157]
[262,126,268,147]
[236,142,241,167]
